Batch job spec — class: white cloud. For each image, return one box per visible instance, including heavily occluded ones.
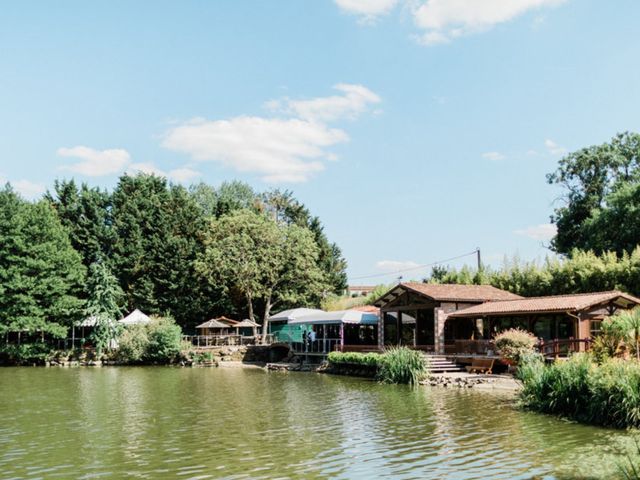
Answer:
[482,151,506,161]
[57,146,131,176]
[375,260,421,272]
[0,174,46,199]
[272,84,381,123]
[544,138,567,156]
[162,84,379,183]
[334,0,399,22]
[413,0,567,45]
[127,162,201,183]
[514,223,557,241]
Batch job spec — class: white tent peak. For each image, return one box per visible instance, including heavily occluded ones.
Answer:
[119,309,151,326]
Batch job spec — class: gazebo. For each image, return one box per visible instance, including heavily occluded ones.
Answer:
[195,318,231,336]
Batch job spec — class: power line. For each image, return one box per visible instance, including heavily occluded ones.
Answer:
[348,249,480,282]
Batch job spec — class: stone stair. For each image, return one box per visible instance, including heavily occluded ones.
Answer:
[423,354,465,373]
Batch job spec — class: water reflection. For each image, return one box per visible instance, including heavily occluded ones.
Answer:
[0,368,637,479]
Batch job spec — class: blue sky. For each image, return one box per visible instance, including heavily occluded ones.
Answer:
[1,0,639,284]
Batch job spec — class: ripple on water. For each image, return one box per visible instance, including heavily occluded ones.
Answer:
[0,368,637,479]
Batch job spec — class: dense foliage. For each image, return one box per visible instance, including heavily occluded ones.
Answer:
[548,131,640,256]
[115,317,183,364]
[517,354,640,429]
[427,248,640,297]
[196,209,326,340]
[494,328,537,363]
[0,186,85,341]
[327,351,382,367]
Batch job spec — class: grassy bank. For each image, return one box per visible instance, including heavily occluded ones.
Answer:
[327,347,428,384]
[517,353,640,429]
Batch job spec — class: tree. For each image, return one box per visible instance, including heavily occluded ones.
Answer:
[111,174,223,329]
[85,262,124,355]
[0,185,85,341]
[46,179,114,266]
[547,131,640,255]
[196,210,326,342]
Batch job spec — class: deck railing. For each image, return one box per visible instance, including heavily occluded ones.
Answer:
[449,340,497,355]
[538,338,592,357]
[183,334,274,347]
[290,338,341,354]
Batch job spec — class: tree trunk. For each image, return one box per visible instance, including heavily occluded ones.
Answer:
[262,296,272,345]
[246,292,255,322]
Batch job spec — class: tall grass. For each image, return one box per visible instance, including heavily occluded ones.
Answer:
[517,353,640,429]
[377,347,428,385]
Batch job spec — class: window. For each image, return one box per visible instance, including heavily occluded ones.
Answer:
[590,320,603,337]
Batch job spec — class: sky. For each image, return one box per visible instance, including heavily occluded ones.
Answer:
[1,0,639,285]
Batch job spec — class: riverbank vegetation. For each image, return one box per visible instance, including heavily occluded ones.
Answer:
[516,308,640,429]
[0,175,347,363]
[517,354,640,429]
[327,348,428,385]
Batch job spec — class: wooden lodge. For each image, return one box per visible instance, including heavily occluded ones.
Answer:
[373,282,640,358]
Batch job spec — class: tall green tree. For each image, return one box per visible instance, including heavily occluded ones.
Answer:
[46,179,114,266]
[0,185,85,339]
[196,210,326,341]
[548,131,640,255]
[85,262,124,355]
[111,174,224,329]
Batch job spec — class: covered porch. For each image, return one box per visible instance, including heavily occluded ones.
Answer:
[445,290,640,358]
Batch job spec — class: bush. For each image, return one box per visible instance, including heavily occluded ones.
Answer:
[494,328,537,363]
[518,354,640,429]
[115,316,183,364]
[327,351,382,367]
[377,347,428,385]
[116,324,149,363]
[0,343,51,365]
[145,317,182,362]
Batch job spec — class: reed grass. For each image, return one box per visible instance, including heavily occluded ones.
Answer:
[518,353,640,429]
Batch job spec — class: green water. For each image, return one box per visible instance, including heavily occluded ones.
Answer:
[0,368,637,479]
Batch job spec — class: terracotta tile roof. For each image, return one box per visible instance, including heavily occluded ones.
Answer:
[374,282,523,306]
[448,291,640,318]
[349,305,380,314]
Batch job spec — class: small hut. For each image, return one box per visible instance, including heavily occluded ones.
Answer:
[233,319,261,338]
[195,318,231,336]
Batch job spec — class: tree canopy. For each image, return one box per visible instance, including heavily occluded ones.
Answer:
[0,185,85,338]
[196,209,327,338]
[548,131,640,255]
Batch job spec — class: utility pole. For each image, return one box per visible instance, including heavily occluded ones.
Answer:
[476,247,482,271]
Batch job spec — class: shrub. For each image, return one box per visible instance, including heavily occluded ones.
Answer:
[518,354,640,429]
[327,351,382,367]
[377,347,428,385]
[145,317,182,362]
[116,324,149,363]
[494,328,537,363]
[115,316,183,364]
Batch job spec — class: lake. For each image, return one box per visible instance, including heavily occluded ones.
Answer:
[0,367,636,479]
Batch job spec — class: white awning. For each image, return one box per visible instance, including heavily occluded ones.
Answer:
[288,310,378,326]
[269,308,326,322]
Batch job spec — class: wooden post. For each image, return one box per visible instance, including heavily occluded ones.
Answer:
[322,324,326,353]
[340,323,344,350]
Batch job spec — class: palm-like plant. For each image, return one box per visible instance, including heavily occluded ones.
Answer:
[611,308,640,361]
